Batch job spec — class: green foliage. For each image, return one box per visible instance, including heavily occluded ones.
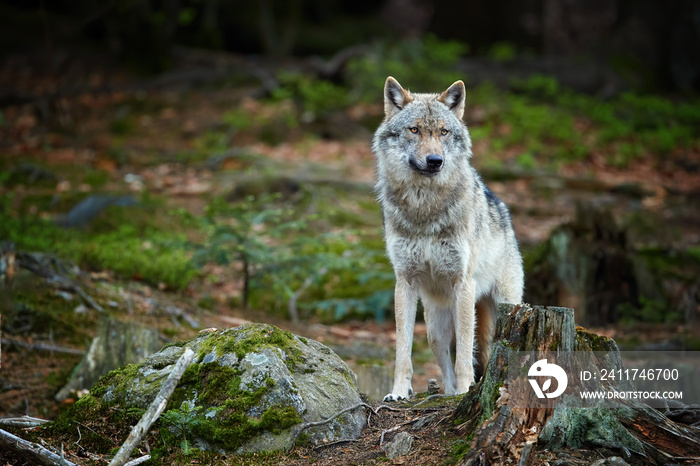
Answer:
[194,194,310,308]
[160,401,204,456]
[271,71,349,119]
[194,195,393,321]
[516,151,537,170]
[222,108,254,131]
[471,75,700,167]
[617,298,681,325]
[471,83,587,163]
[346,34,468,101]
[306,266,394,323]
[511,74,560,99]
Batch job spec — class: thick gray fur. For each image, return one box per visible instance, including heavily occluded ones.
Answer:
[372,77,524,401]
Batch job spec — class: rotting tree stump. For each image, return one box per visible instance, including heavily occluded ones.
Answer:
[452,304,700,465]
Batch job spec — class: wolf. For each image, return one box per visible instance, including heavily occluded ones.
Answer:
[372,77,524,401]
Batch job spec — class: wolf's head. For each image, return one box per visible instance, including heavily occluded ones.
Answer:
[372,77,472,181]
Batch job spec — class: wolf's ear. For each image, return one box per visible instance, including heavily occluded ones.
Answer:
[438,80,466,120]
[384,76,412,118]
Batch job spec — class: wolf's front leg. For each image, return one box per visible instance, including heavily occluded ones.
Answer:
[384,276,417,402]
[453,277,477,394]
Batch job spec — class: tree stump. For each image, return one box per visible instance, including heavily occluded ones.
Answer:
[452,304,700,465]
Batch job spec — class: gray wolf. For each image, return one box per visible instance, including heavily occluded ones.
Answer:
[372,77,524,401]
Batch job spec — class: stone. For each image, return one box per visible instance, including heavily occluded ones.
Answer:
[68,323,365,455]
[606,457,631,466]
[427,378,440,395]
[383,431,413,459]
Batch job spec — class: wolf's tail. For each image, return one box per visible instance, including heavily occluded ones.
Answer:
[475,298,496,379]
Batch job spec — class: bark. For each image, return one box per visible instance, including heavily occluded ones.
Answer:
[55,318,162,402]
[452,304,700,465]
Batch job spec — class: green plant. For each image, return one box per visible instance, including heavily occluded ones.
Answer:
[194,195,394,321]
[193,194,310,308]
[271,71,350,119]
[160,401,204,456]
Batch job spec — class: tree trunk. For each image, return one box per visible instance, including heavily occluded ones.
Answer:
[452,304,700,465]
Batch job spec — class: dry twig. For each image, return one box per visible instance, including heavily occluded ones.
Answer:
[0,427,77,465]
[0,415,50,428]
[108,347,195,466]
[1,338,86,355]
[17,252,104,312]
[123,455,152,466]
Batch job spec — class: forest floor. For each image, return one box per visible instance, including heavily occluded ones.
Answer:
[1,49,699,465]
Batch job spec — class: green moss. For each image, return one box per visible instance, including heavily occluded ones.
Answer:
[167,388,302,453]
[200,324,306,371]
[575,327,614,352]
[158,326,308,452]
[549,338,560,351]
[48,324,316,457]
[409,395,463,409]
[451,434,473,461]
[540,406,643,453]
[0,206,196,290]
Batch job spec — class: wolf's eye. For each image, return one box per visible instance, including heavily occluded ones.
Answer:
[441,129,449,135]
[409,127,419,134]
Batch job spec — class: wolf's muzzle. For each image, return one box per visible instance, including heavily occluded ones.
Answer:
[409,154,443,176]
[427,154,443,169]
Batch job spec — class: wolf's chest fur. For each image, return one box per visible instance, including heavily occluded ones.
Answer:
[379,179,477,297]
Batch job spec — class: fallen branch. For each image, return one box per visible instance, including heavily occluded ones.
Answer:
[0,427,77,466]
[17,252,104,312]
[379,424,403,446]
[313,438,360,450]
[0,415,50,428]
[1,338,86,356]
[123,455,151,466]
[108,347,195,466]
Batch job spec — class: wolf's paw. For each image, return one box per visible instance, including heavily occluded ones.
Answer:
[383,387,413,402]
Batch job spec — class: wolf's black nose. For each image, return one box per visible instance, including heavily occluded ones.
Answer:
[426,154,443,168]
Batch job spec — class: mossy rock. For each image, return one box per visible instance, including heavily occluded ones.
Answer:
[50,323,365,455]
